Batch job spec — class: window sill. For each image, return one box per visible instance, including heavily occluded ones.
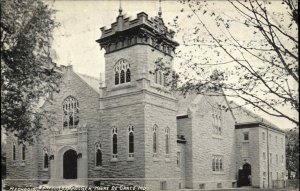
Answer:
[127,158,135,162]
[212,135,223,139]
[153,157,160,162]
[150,82,170,93]
[165,157,171,163]
[112,83,135,91]
[110,158,118,162]
[94,166,103,170]
[212,171,225,175]
[42,168,49,172]
[242,140,250,143]
[21,161,26,166]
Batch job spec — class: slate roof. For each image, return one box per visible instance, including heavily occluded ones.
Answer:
[77,73,100,94]
[175,92,285,133]
[229,101,285,133]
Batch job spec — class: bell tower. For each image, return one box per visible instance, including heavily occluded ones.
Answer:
[96,10,178,91]
[95,8,181,190]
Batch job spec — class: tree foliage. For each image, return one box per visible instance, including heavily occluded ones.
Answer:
[167,0,298,125]
[286,128,299,179]
[1,0,62,143]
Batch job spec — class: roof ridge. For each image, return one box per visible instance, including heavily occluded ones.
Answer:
[230,101,282,132]
[77,73,100,81]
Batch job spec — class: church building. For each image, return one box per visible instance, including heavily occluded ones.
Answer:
[5,8,286,190]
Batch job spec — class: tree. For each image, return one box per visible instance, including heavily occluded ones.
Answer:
[166,0,298,126]
[1,142,6,179]
[286,128,299,179]
[1,0,62,143]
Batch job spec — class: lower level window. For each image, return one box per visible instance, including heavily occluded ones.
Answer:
[212,155,223,172]
[160,181,167,190]
[199,184,205,189]
[21,145,26,161]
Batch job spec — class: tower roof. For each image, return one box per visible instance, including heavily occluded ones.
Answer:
[96,12,178,54]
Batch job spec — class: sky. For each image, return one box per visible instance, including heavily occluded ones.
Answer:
[46,0,298,130]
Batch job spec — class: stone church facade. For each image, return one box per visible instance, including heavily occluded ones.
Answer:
[5,11,286,190]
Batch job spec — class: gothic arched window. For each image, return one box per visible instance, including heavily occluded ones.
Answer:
[115,71,119,85]
[114,59,131,85]
[95,143,102,167]
[62,96,79,129]
[112,127,118,159]
[13,144,16,161]
[43,148,49,169]
[21,144,26,161]
[126,69,131,82]
[120,70,125,83]
[153,125,158,156]
[128,125,134,158]
[159,71,163,85]
[165,127,170,155]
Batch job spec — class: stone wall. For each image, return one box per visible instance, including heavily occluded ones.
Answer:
[190,95,237,189]
[235,125,286,188]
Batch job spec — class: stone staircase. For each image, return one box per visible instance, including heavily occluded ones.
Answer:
[45,179,86,187]
[181,186,290,191]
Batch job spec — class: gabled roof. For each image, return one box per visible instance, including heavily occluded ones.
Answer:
[77,73,100,94]
[229,101,285,133]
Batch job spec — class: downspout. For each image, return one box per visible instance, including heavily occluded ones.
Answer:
[267,127,270,188]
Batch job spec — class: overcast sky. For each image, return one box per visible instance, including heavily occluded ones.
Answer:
[47,0,297,130]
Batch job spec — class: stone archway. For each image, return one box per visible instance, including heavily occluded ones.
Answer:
[238,163,252,187]
[63,149,77,179]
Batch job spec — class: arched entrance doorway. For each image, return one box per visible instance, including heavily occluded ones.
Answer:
[238,163,251,187]
[63,149,77,179]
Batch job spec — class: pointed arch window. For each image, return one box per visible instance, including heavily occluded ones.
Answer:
[43,148,49,169]
[159,71,162,85]
[114,59,131,85]
[95,143,102,167]
[62,96,79,129]
[155,70,158,84]
[153,125,158,157]
[112,127,118,159]
[115,71,119,85]
[165,127,170,155]
[126,69,131,82]
[13,144,16,161]
[128,125,134,158]
[120,70,125,83]
[21,144,26,161]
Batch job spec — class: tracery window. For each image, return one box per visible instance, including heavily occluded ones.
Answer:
[95,143,102,167]
[114,59,131,85]
[120,70,125,83]
[112,127,118,159]
[43,148,49,169]
[115,72,119,85]
[212,107,222,135]
[62,96,79,129]
[153,125,158,156]
[165,127,170,155]
[128,125,134,158]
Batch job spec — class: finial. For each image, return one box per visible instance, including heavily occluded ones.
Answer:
[158,0,162,17]
[119,0,123,16]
